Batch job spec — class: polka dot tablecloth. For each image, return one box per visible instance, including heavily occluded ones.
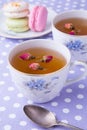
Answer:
[0,0,87,130]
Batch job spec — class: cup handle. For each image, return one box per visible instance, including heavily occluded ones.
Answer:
[65,61,87,86]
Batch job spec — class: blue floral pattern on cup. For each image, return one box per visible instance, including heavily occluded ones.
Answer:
[66,40,83,50]
[66,40,87,54]
[25,79,47,90]
[65,40,87,61]
[24,76,59,91]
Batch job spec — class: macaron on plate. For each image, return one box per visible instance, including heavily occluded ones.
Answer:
[0,5,57,39]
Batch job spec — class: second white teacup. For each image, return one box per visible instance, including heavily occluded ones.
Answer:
[52,10,87,61]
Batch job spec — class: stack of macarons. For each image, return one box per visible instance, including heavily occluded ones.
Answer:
[3,1,48,33]
[3,1,29,32]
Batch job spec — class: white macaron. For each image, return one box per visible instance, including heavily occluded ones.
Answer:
[3,1,29,18]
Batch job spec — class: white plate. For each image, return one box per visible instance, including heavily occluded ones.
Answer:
[0,6,57,39]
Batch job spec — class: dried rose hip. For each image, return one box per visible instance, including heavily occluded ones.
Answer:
[64,23,75,30]
[42,55,53,63]
[19,53,35,60]
[29,63,43,70]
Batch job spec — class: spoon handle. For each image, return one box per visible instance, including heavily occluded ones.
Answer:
[57,121,84,130]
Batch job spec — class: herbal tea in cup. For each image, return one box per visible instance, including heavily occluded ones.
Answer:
[8,39,87,103]
[11,47,66,74]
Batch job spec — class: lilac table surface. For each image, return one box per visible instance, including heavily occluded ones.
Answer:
[0,0,87,130]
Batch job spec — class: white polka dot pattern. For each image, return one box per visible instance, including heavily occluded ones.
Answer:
[4,125,12,130]
[0,0,87,130]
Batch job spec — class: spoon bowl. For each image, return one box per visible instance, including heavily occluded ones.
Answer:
[23,105,83,130]
[24,105,58,128]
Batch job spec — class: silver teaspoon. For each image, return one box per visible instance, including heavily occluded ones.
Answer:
[23,105,84,130]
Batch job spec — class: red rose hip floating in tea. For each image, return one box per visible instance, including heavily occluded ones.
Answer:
[19,53,35,60]
[29,63,43,70]
[42,55,53,63]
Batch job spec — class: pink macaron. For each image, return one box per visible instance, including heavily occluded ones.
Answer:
[29,5,48,32]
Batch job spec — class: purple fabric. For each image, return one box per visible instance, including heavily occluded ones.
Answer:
[0,0,87,130]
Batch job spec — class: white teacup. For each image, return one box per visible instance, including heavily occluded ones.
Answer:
[52,10,87,61]
[8,39,87,103]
